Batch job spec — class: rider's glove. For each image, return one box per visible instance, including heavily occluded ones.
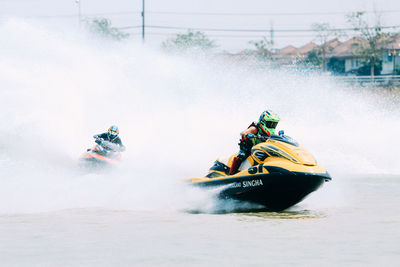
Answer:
[237,151,247,160]
[245,133,259,146]
[245,133,256,139]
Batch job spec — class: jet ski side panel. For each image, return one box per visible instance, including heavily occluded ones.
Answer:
[193,170,330,211]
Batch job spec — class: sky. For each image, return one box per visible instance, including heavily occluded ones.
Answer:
[1,0,399,52]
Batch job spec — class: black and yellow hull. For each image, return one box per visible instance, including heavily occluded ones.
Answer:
[192,167,330,211]
[189,135,332,211]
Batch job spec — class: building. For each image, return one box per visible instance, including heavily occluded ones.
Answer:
[379,34,400,75]
[273,45,298,64]
[223,33,400,76]
[327,37,368,74]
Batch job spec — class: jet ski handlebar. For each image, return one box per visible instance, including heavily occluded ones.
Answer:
[244,133,269,142]
[246,130,285,142]
[94,138,121,152]
[245,131,298,147]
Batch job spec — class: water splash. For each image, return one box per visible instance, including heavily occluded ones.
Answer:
[0,19,399,214]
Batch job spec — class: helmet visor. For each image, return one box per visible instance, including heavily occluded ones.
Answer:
[109,130,118,137]
[264,121,278,129]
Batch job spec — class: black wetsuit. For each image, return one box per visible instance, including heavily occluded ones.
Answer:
[94,133,125,151]
[228,122,271,174]
[238,122,269,159]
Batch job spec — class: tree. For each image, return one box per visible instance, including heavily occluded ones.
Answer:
[327,58,345,74]
[311,23,343,71]
[304,50,323,66]
[346,11,387,77]
[249,36,274,59]
[162,30,216,53]
[355,59,382,76]
[85,18,129,41]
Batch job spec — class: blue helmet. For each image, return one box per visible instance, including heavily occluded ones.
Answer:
[108,125,119,140]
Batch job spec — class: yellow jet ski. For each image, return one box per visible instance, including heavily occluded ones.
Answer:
[188,134,331,211]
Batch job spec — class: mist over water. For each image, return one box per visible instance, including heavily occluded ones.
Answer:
[1,19,399,214]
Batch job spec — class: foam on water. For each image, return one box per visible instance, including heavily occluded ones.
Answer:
[0,19,399,214]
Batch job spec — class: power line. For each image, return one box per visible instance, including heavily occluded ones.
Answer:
[130,32,319,38]
[0,11,141,19]
[120,24,400,33]
[119,26,142,29]
[147,10,400,16]
[5,9,400,20]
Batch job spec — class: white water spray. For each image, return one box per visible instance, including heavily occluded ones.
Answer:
[0,19,399,214]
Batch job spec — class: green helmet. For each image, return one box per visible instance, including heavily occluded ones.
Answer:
[258,110,280,136]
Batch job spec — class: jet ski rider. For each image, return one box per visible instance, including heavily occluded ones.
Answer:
[229,110,280,175]
[93,125,125,152]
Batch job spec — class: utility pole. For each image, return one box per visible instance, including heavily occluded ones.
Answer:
[270,21,274,52]
[75,0,81,27]
[141,0,145,42]
[270,24,274,43]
